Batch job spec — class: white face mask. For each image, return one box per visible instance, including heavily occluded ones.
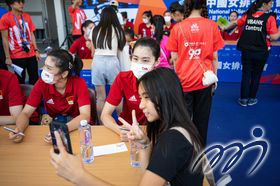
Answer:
[143,18,149,24]
[164,16,171,23]
[41,69,55,84]
[130,62,153,79]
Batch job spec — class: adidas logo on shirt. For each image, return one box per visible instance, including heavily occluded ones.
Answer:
[47,99,54,104]
[129,96,137,102]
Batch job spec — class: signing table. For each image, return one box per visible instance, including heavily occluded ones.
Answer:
[0,126,142,186]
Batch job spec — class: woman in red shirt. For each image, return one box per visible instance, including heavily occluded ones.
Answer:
[138,10,153,38]
[101,38,160,141]
[68,0,87,41]
[223,0,280,106]
[9,49,91,143]
[163,10,175,36]
[69,20,94,59]
[221,11,242,41]
[167,0,224,146]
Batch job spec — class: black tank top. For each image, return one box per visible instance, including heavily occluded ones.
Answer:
[237,13,271,52]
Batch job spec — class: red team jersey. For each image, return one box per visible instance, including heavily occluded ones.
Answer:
[0,11,35,59]
[68,6,87,36]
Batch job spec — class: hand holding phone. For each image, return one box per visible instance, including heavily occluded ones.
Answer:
[49,121,73,154]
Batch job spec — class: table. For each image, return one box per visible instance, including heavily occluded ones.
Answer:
[0,126,142,186]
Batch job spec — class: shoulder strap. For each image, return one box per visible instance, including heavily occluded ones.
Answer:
[170,126,216,186]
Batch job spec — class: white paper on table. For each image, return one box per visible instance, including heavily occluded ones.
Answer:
[11,64,24,77]
[93,142,128,157]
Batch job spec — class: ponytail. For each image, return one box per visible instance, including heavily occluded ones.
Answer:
[244,0,272,16]
[71,54,83,76]
[47,49,83,77]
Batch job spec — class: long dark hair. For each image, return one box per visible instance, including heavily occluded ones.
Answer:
[132,38,160,61]
[138,68,203,155]
[244,0,272,16]
[152,15,165,43]
[48,49,83,77]
[184,0,208,18]
[92,7,126,51]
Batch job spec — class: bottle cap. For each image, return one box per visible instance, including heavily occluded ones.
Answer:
[80,120,88,127]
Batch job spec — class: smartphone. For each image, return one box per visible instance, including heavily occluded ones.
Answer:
[3,127,25,136]
[49,121,73,154]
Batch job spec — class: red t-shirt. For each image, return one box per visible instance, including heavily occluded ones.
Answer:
[68,6,87,36]
[167,17,224,92]
[124,21,134,30]
[106,71,146,125]
[0,70,24,116]
[69,36,92,59]
[138,23,152,38]
[27,76,90,118]
[237,12,278,46]
[0,11,35,59]
[221,26,242,41]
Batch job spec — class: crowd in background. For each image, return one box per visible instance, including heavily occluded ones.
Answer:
[0,0,280,185]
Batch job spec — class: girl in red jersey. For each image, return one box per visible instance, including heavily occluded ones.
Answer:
[9,49,90,143]
[223,0,280,106]
[167,0,224,146]
[221,11,243,41]
[138,10,153,38]
[101,38,159,142]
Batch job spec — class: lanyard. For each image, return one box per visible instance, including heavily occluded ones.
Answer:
[13,14,29,43]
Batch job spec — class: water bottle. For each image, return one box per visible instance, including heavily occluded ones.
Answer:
[79,120,94,164]
[130,142,141,168]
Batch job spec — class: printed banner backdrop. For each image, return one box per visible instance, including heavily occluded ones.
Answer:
[81,0,280,84]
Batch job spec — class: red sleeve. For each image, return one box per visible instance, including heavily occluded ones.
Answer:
[0,14,9,30]
[138,23,143,36]
[213,23,224,52]
[266,16,278,35]
[8,74,24,107]
[237,15,247,27]
[106,74,123,106]
[76,78,90,107]
[166,25,178,52]
[26,80,44,108]
[69,39,79,54]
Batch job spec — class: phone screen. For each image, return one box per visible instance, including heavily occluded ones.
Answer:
[49,121,73,154]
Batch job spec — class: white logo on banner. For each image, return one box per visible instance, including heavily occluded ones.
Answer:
[217,0,227,8]
[207,0,217,8]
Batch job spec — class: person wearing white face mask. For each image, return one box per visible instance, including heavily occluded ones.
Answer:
[101,38,159,142]
[69,20,94,59]
[163,10,175,36]
[8,49,91,143]
[138,10,153,38]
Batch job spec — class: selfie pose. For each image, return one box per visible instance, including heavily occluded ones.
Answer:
[50,68,204,186]
[8,49,90,143]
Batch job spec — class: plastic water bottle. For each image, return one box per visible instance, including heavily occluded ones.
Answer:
[79,120,94,164]
[130,142,141,168]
